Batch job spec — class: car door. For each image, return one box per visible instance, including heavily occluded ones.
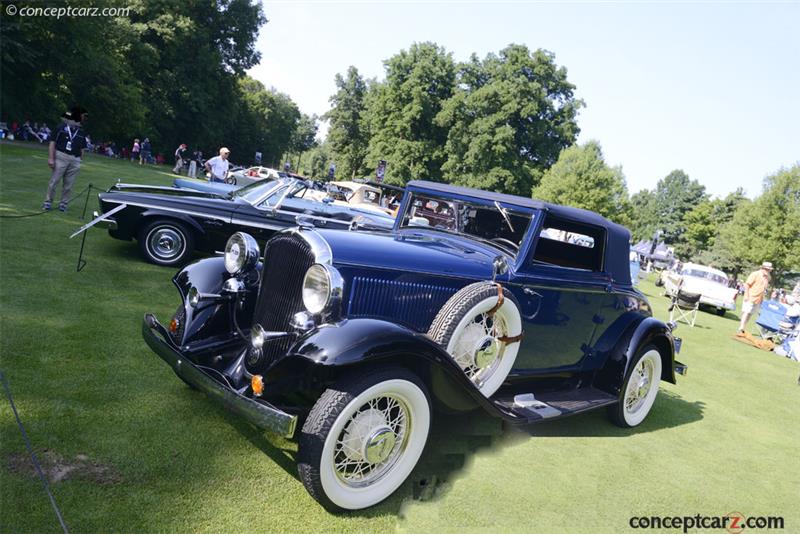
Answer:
[508,217,619,374]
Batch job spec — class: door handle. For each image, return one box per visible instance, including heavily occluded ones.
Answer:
[523,287,541,298]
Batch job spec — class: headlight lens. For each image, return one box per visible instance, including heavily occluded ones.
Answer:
[224,232,259,274]
[302,264,331,314]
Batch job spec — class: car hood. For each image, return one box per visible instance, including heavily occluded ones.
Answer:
[105,183,228,200]
[316,228,508,279]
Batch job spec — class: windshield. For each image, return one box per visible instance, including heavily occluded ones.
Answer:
[231,180,283,204]
[400,191,532,256]
[682,268,728,285]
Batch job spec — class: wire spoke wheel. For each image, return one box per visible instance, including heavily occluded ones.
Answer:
[298,369,430,511]
[609,347,662,428]
[428,282,522,397]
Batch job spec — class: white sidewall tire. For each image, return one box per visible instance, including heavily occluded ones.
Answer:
[622,349,662,427]
[318,378,430,510]
[444,295,522,397]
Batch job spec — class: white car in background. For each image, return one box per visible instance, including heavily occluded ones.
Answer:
[663,263,738,316]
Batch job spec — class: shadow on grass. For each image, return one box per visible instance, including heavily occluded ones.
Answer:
[190,387,704,516]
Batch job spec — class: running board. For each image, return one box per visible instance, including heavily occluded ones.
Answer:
[495,387,618,424]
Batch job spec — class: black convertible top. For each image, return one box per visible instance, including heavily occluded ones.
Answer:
[407,180,633,285]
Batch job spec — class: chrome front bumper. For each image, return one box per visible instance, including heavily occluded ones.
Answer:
[142,313,298,438]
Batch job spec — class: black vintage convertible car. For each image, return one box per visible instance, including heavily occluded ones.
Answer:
[93,178,394,266]
[143,180,687,511]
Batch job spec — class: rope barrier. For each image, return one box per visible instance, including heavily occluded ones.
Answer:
[1,371,70,534]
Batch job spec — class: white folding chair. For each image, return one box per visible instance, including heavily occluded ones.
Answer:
[669,290,701,327]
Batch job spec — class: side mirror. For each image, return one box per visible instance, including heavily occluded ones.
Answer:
[492,256,509,281]
[322,196,333,204]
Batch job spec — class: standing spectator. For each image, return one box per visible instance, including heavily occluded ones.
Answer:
[173,143,187,174]
[187,149,199,178]
[42,106,89,212]
[737,262,773,334]
[131,138,140,163]
[204,147,230,182]
[140,137,151,165]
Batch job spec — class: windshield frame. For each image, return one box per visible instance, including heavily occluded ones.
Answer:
[397,189,535,258]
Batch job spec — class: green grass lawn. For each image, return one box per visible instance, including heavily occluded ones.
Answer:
[1,141,798,533]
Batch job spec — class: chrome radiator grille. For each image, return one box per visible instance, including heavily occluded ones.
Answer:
[252,234,315,363]
[346,277,458,332]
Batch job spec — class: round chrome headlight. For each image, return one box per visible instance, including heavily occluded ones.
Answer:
[302,264,331,314]
[224,232,259,274]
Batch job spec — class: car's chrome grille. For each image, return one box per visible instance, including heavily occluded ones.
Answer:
[346,277,458,332]
[251,234,315,366]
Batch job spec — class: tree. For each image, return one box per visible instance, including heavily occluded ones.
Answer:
[365,42,456,184]
[627,170,707,247]
[533,141,630,224]
[437,45,583,196]
[324,66,370,179]
[681,188,747,259]
[1,0,267,157]
[710,166,800,282]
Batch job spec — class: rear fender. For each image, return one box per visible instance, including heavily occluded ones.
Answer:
[593,316,676,396]
[272,318,503,414]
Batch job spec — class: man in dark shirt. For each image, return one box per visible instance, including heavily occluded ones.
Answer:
[43,107,88,212]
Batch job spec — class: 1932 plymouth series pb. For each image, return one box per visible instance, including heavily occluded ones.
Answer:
[142,180,686,511]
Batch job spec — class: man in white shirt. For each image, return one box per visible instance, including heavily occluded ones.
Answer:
[204,147,231,182]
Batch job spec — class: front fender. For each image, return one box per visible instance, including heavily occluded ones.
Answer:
[271,318,504,415]
[593,316,676,396]
[172,257,260,347]
[141,208,206,237]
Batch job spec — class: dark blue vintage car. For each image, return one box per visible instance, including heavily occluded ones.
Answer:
[142,180,686,511]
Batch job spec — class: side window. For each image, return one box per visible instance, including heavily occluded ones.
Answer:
[532,216,605,271]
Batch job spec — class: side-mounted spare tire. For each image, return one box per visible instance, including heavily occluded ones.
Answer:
[427,282,523,398]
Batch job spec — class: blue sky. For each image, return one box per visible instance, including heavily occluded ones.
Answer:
[248,1,799,198]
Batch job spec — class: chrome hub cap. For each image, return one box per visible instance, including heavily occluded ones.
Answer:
[364,427,396,464]
[149,228,183,259]
[473,336,500,369]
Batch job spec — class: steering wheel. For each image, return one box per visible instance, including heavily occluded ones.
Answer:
[491,237,519,253]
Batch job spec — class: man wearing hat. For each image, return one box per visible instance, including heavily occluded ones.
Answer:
[738,261,773,334]
[204,147,231,182]
[43,106,89,211]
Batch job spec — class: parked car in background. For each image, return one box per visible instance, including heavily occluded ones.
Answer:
[661,262,737,315]
[92,178,394,266]
[309,180,396,217]
[142,180,686,511]
[227,166,287,186]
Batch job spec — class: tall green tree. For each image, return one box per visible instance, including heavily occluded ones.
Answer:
[365,42,456,184]
[710,166,800,281]
[324,66,370,179]
[533,141,630,224]
[1,0,267,157]
[681,188,747,259]
[437,45,583,196]
[628,170,707,246]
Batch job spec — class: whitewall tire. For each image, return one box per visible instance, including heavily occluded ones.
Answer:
[428,282,522,397]
[609,346,662,428]
[298,368,431,511]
